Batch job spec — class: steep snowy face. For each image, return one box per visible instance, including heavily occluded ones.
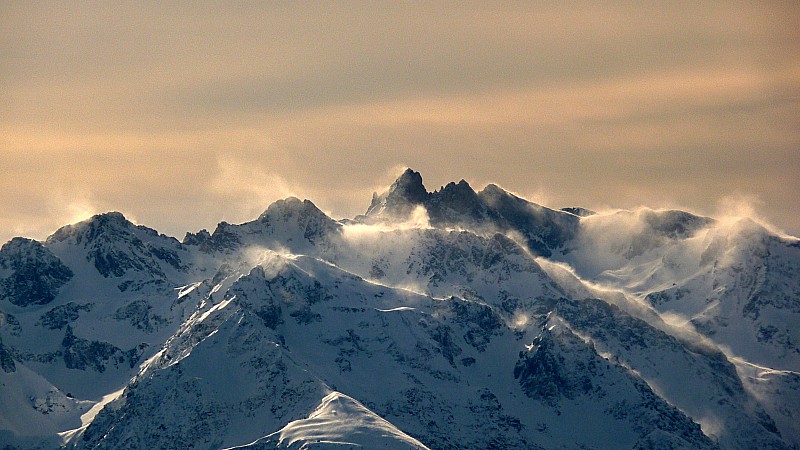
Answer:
[75,254,718,450]
[333,226,565,317]
[550,298,788,448]
[550,207,800,371]
[642,219,800,371]
[513,322,717,450]
[71,256,439,449]
[478,184,579,257]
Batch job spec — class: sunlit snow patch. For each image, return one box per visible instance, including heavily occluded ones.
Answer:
[226,391,430,449]
[58,386,126,445]
[176,281,203,299]
[376,306,416,312]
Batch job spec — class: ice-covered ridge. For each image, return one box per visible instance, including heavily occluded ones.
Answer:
[227,392,430,449]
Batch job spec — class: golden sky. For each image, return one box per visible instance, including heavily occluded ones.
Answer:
[2,2,799,242]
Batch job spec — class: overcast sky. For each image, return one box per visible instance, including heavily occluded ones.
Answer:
[2,2,799,243]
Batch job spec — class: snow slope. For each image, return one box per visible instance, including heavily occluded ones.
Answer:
[74,253,715,449]
[226,392,430,449]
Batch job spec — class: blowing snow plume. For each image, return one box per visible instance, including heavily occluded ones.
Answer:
[343,205,431,238]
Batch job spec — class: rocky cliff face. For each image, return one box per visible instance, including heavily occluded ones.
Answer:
[0,238,73,307]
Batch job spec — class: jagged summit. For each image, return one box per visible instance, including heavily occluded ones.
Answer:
[0,237,73,307]
[365,170,501,222]
[182,229,212,246]
[392,168,427,199]
[46,212,157,246]
[257,197,328,223]
[427,179,488,223]
[363,169,580,256]
[366,168,429,218]
[434,179,478,201]
[0,236,45,256]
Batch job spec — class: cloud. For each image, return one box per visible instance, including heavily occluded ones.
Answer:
[341,205,432,241]
[709,193,799,240]
[208,156,303,224]
[244,247,294,279]
[1,2,799,244]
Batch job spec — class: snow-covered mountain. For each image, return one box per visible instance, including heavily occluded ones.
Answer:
[1,169,798,449]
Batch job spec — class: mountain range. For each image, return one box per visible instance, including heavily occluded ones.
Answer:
[1,169,798,449]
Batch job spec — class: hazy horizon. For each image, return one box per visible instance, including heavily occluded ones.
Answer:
[3,2,799,244]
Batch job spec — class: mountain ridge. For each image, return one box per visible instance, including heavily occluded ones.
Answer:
[1,168,798,449]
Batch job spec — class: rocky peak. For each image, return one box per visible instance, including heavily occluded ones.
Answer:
[182,229,212,246]
[0,237,48,268]
[194,221,242,254]
[258,198,338,237]
[365,168,429,218]
[0,237,73,307]
[46,212,152,246]
[0,237,66,271]
[389,168,428,203]
[477,183,524,207]
[435,179,477,200]
[92,211,127,224]
[259,197,329,223]
[362,173,581,256]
